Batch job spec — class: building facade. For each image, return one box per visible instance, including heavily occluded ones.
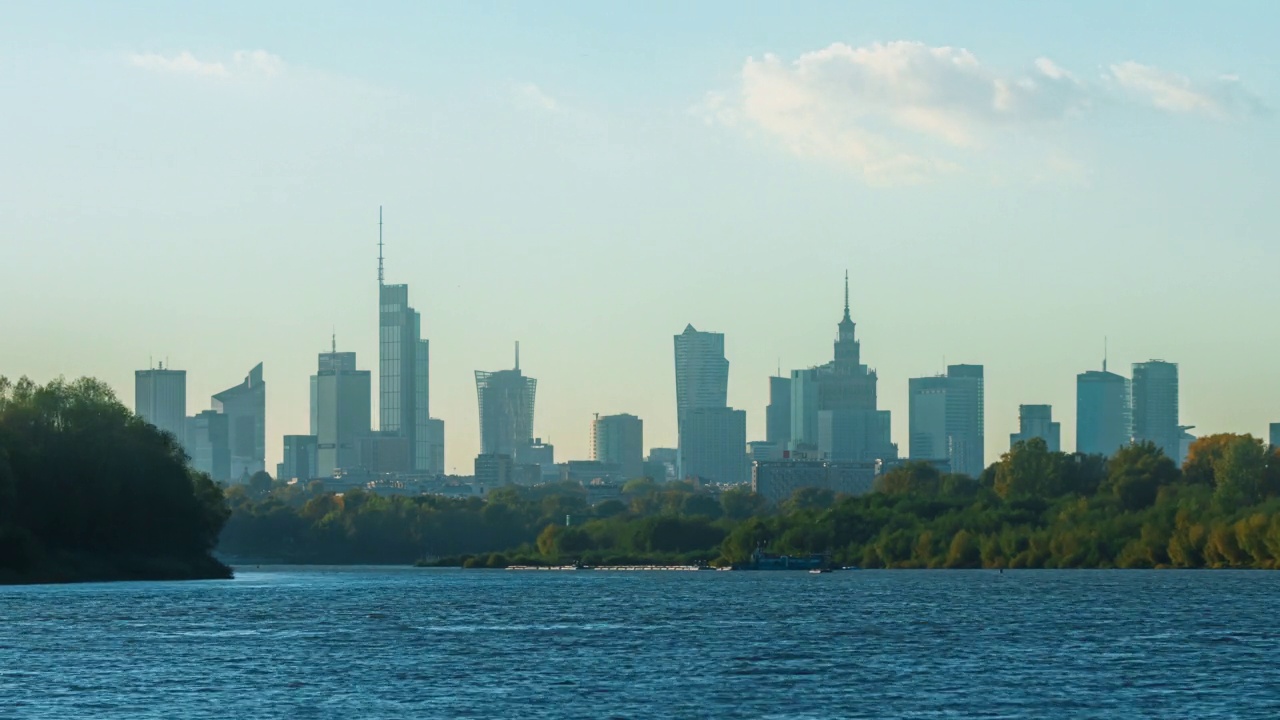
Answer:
[1132,360,1179,460]
[908,364,985,478]
[1077,368,1132,456]
[279,434,319,482]
[679,407,747,485]
[766,375,792,447]
[185,410,230,481]
[752,459,876,504]
[310,349,371,478]
[211,363,265,481]
[1271,423,1280,450]
[135,365,186,443]
[425,418,445,475]
[1009,404,1061,452]
[474,453,514,488]
[379,281,431,472]
[674,325,729,424]
[592,413,644,480]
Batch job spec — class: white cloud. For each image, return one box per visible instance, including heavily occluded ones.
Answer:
[514,83,558,112]
[702,41,1088,183]
[1107,61,1264,118]
[128,50,284,80]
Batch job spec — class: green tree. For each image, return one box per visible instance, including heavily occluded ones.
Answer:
[1212,435,1268,506]
[248,471,274,497]
[720,486,768,520]
[875,461,942,495]
[1104,442,1180,511]
[993,438,1065,499]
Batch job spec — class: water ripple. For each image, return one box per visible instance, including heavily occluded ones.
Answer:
[2,568,1280,718]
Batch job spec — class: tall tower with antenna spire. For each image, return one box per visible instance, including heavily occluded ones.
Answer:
[376,206,436,472]
[786,271,893,464]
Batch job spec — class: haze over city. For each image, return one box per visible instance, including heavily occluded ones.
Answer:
[3,1,1277,473]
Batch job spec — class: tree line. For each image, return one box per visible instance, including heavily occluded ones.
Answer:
[0,376,231,583]
[221,433,1280,569]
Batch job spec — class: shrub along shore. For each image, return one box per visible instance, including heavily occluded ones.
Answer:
[223,434,1280,570]
[1,377,231,584]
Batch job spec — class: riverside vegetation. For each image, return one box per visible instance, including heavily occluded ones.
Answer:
[221,433,1280,569]
[0,377,231,583]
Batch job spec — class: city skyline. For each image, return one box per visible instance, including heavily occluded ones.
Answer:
[3,2,1278,470]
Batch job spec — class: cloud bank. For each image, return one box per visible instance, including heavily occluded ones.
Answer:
[128,50,284,80]
[701,41,1263,183]
[1107,62,1265,119]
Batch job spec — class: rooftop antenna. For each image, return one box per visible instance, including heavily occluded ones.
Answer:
[515,341,520,371]
[1103,336,1108,373]
[844,269,850,316]
[377,205,384,287]
[332,328,337,354]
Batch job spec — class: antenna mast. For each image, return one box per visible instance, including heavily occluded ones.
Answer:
[1103,336,1108,373]
[377,206,385,286]
[515,341,520,371]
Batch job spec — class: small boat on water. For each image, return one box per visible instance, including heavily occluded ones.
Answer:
[809,568,833,574]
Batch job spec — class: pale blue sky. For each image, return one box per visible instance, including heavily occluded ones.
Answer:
[2,2,1277,472]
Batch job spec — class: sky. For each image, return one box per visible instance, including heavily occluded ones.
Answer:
[2,1,1278,473]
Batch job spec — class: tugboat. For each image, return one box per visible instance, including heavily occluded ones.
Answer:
[739,545,830,571]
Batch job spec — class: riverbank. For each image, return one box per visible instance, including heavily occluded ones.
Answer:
[0,551,233,585]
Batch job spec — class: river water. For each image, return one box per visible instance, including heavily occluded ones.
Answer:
[2,567,1278,718]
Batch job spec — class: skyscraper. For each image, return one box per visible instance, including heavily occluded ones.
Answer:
[135,364,186,443]
[908,364,985,477]
[766,375,792,447]
[425,418,445,475]
[377,207,432,472]
[475,344,537,457]
[673,325,736,479]
[1077,367,1131,456]
[592,413,644,480]
[211,363,265,480]
[1009,404,1061,452]
[674,325,729,424]
[1269,423,1279,450]
[1132,360,1179,459]
[310,347,371,477]
[788,274,896,463]
[185,409,230,481]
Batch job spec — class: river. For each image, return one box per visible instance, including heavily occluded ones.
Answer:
[2,567,1279,718]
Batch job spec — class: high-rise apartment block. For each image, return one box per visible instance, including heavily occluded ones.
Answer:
[1269,423,1279,450]
[592,413,644,480]
[788,275,895,464]
[212,363,266,480]
[1009,404,1061,452]
[1132,360,1179,460]
[135,364,186,443]
[310,348,371,477]
[475,345,537,457]
[908,364,985,477]
[1076,367,1131,456]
